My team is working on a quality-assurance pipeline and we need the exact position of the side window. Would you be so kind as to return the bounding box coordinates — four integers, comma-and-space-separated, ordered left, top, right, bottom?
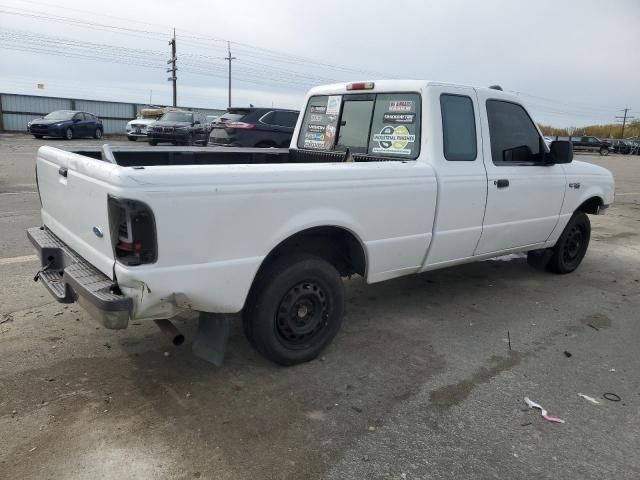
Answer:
368, 93, 421, 159
486, 100, 541, 164
73, 113, 83, 121
278, 111, 299, 128
440, 94, 477, 161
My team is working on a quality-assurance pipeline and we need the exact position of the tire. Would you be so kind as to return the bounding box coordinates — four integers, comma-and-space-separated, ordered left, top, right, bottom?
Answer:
547, 212, 591, 274
33, 135, 43, 139
185, 133, 194, 146
65, 128, 73, 140
127, 136, 137, 141
600, 147, 609, 156
94, 128, 103, 139
148, 139, 158, 146
243, 254, 345, 365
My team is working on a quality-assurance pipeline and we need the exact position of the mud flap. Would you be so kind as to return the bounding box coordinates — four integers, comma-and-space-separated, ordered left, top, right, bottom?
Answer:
192, 312, 230, 366
526, 248, 554, 270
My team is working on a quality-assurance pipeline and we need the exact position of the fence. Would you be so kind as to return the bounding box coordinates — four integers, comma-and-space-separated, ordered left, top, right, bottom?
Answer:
0, 93, 225, 135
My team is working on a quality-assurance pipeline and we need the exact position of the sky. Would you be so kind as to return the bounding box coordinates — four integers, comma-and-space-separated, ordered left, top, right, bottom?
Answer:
0, 0, 638, 127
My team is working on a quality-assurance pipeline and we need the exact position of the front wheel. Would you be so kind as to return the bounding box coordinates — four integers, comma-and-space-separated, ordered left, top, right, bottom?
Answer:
127, 136, 137, 141
65, 128, 73, 140
94, 128, 103, 139
33, 134, 43, 139
547, 212, 591, 274
243, 254, 345, 365
148, 139, 158, 146
600, 147, 609, 156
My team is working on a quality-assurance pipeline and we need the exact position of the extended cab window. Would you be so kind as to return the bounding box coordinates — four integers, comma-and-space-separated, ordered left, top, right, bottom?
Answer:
297, 92, 421, 159
440, 94, 477, 161
486, 100, 542, 164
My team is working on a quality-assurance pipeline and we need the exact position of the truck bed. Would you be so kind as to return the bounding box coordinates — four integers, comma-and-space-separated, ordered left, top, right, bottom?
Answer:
64, 145, 394, 167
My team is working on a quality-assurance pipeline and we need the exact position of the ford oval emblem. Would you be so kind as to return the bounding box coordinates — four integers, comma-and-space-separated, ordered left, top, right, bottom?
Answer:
92, 226, 104, 238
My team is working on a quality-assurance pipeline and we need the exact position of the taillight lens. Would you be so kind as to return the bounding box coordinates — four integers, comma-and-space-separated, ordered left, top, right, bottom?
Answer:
225, 121, 254, 130
108, 196, 157, 266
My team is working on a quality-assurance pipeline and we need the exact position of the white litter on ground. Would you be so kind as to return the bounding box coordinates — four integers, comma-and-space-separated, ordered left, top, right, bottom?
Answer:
577, 393, 600, 404
524, 397, 565, 423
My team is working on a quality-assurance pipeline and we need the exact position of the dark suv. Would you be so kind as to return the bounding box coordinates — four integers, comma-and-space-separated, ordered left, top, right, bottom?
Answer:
208, 107, 299, 148
570, 136, 611, 156
147, 111, 209, 146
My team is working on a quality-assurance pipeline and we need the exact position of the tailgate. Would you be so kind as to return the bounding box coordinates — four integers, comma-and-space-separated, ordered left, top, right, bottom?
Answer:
36, 146, 118, 279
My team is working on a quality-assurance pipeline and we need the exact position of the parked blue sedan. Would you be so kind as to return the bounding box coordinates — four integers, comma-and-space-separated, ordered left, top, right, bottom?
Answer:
29, 110, 103, 140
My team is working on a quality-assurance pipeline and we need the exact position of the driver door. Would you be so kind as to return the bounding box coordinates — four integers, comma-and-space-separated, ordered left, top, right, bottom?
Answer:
474, 92, 566, 255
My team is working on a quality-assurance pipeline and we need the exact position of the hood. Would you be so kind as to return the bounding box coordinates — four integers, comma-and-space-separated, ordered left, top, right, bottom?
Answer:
129, 118, 157, 126
153, 120, 191, 127
31, 118, 70, 125
569, 160, 613, 177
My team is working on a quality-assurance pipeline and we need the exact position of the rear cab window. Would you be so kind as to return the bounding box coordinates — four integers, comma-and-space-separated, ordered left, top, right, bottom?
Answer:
297, 92, 421, 159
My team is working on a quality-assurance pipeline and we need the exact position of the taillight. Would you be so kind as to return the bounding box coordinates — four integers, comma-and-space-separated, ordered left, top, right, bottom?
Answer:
225, 121, 254, 130
108, 196, 157, 266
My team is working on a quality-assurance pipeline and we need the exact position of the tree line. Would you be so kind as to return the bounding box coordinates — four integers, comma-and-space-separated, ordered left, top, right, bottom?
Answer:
538, 120, 640, 139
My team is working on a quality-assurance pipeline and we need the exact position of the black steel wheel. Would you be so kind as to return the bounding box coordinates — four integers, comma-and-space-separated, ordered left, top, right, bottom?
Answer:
243, 253, 344, 365
547, 211, 591, 274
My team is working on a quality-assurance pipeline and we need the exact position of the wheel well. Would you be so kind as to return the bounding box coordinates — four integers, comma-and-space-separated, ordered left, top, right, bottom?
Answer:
576, 196, 603, 215
257, 226, 366, 279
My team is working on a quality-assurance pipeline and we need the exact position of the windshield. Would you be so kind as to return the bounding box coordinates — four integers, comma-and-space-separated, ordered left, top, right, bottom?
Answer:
298, 93, 421, 158
44, 111, 75, 120
160, 112, 193, 122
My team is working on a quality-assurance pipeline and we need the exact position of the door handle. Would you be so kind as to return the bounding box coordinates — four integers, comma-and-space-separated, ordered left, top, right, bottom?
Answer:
494, 179, 509, 188
58, 166, 68, 177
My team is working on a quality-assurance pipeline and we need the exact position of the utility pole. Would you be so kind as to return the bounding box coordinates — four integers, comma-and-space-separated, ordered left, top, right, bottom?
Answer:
224, 41, 236, 108
167, 29, 177, 107
615, 108, 634, 139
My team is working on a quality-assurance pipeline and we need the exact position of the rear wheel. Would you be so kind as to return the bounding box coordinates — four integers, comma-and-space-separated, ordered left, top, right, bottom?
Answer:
547, 212, 591, 274
127, 136, 137, 141
243, 254, 344, 365
148, 139, 158, 146
33, 134, 43, 139
65, 128, 73, 140
600, 147, 609, 156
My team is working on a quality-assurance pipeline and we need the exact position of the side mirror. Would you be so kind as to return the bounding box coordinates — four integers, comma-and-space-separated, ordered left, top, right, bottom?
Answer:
548, 140, 573, 164
193, 120, 201, 125
503, 145, 532, 163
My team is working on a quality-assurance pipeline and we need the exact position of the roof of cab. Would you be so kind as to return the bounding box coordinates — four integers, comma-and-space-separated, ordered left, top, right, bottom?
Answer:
306, 80, 520, 101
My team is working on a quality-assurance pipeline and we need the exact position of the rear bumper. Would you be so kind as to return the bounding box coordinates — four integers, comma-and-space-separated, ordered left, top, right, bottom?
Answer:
27, 226, 132, 329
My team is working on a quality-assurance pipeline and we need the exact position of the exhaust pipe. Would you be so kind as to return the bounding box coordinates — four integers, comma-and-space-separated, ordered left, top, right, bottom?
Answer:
154, 319, 185, 346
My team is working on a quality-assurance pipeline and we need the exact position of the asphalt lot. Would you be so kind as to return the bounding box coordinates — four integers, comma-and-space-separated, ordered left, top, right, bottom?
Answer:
1, 132, 639, 479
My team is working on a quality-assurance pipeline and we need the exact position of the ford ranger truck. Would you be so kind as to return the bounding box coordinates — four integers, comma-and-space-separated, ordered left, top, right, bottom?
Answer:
27, 80, 615, 366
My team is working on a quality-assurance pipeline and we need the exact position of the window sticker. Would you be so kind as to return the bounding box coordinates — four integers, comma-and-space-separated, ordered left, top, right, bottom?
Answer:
309, 113, 324, 122
383, 113, 415, 124
307, 124, 325, 133
326, 95, 342, 115
310, 105, 326, 114
388, 100, 413, 112
372, 125, 415, 155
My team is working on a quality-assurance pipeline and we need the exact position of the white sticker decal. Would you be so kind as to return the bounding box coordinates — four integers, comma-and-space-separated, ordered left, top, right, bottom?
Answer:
372, 125, 415, 155
326, 95, 342, 115
388, 100, 413, 112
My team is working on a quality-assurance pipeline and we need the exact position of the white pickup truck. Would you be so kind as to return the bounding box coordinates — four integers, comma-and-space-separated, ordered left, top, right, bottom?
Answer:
28, 80, 614, 366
